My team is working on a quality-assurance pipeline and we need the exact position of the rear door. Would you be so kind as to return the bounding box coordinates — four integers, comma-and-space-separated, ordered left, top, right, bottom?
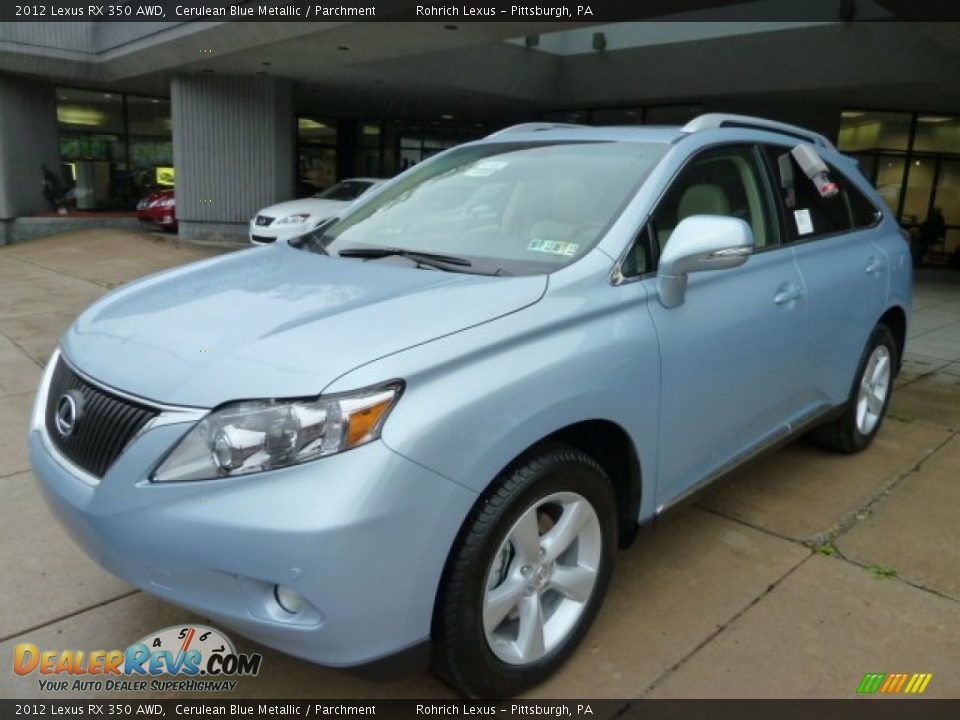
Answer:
762, 146, 887, 411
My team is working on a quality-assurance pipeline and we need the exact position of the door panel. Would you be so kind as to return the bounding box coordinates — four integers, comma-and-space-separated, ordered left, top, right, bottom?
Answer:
644, 250, 806, 509
791, 232, 886, 408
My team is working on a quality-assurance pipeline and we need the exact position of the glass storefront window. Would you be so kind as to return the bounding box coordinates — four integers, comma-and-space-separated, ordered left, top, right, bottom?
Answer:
900, 158, 937, 226
56, 87, 171, 211
874, 156, 906, 215
934, 160, 960, 255
914, 115, 960, 153
297, 117, 337, 196
838, 110, 912, 152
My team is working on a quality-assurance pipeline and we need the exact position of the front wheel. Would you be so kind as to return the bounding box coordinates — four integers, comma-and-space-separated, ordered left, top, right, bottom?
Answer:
812, 323, 897, 453
433, 444, 616, 697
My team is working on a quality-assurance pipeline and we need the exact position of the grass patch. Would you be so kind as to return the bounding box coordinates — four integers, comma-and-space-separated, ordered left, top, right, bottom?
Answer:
868, 564, 898, 580
815, 543, 839, 556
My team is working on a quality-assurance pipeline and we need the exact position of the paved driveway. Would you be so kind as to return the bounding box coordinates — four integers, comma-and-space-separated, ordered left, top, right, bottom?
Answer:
1, 230, 958, 700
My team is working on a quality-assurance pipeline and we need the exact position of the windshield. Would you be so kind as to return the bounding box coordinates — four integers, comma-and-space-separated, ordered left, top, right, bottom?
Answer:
315, 180, 374, 201
295, 141, 667, 276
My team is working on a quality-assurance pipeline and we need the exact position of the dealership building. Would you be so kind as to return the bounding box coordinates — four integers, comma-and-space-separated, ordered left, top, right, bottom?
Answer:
0, 14, 958, 258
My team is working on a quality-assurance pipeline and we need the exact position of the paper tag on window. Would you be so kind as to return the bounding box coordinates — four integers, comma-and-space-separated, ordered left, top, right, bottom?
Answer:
794, 209, 814, 236
465, 160, 508, 177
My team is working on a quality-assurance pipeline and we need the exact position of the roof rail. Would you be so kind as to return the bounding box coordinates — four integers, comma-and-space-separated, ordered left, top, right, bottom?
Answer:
681, 113, 834, 149
486, 122, 586, 138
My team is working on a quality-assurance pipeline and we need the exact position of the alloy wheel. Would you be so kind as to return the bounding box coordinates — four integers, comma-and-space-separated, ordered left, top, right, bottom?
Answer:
482, 491, 602, 665
856, 344, 891, 435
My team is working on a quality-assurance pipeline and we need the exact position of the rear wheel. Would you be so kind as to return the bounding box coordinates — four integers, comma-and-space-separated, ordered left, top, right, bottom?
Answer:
812, 323, 897, 453
433, 444, 616, 697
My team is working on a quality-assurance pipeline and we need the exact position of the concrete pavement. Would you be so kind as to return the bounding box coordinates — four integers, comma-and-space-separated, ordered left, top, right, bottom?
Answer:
1, 230, 957, 700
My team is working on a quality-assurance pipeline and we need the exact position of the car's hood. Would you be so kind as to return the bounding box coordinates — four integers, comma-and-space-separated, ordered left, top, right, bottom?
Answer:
62, 244, 546, 408
256, 198, 347, 221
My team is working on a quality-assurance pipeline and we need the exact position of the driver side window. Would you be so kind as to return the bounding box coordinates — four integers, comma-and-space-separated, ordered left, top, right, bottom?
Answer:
653, 145, 777, 255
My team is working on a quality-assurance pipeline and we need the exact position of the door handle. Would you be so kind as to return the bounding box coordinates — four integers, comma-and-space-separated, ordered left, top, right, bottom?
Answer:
774, 282, 805, 306
865, 256, 886, 275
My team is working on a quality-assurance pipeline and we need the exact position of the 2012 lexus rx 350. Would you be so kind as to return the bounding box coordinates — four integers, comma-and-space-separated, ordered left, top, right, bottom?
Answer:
30, 115, 911, 697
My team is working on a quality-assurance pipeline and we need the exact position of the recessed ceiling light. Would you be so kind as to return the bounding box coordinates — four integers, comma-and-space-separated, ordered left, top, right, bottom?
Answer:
841, 110, 865, 118
441, 114, 454, 120
918, 115, 952, 123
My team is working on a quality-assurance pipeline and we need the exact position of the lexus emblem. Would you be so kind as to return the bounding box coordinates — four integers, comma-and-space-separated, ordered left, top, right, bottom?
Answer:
55, 392, 82, 438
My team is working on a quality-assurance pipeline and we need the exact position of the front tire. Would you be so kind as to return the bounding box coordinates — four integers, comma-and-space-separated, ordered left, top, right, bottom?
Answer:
812, 323, 897, 453
433, 443, 616, 697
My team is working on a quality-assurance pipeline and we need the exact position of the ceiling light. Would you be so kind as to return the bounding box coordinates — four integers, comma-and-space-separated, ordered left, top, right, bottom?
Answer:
917, 115, 952, 123
441, 114, 454, 120
841, 111, 865, 118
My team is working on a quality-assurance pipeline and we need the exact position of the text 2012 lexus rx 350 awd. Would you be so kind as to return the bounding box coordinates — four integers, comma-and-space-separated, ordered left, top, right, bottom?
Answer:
31, 115, 910, 697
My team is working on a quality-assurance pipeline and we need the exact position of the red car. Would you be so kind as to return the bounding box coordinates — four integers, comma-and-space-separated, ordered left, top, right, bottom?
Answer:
136, 188, 177, 231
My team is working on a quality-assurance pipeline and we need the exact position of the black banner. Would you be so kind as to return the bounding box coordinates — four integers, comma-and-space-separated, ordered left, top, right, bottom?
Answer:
4, 700, 960, 720
3, 0, 960, 23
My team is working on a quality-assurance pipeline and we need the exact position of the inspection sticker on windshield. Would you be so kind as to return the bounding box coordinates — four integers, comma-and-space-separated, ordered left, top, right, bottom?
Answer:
528, 239, 579, 256
794, 208, 814, 235
465, 160, 508, 177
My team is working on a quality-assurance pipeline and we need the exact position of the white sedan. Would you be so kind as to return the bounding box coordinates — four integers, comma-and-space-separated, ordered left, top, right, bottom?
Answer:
249, 178, 384, 245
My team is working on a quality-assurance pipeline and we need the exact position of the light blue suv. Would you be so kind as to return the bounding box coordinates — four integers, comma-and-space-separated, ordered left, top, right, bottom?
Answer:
30, 114, 910, 697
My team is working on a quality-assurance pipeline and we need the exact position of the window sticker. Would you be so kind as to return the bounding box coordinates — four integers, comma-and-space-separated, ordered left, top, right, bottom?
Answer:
464, 160, 508, 177
527, 239, 579, 256
794, 208, 814, 236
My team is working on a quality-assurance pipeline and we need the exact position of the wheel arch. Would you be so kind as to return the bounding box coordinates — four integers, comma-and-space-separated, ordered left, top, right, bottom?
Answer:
878, 304, 907, 373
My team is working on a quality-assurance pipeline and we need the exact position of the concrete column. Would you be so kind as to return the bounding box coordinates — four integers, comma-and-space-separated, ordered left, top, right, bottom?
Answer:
171, 74, 294, 243
0, 74, 60, 244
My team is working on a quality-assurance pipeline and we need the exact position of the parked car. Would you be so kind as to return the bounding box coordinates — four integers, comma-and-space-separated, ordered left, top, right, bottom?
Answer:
249, 177, 384, 245
136, 188, 177, 231
31, 115, 910, 697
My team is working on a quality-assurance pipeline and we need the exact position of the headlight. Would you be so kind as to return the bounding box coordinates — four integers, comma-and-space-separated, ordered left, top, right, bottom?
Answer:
276, 213, 311, 225
152, 382, 403, 482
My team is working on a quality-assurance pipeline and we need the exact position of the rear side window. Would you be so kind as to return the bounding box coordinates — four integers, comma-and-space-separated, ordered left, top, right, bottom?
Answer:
846, 180, 882, 229
764, 146, 879, 240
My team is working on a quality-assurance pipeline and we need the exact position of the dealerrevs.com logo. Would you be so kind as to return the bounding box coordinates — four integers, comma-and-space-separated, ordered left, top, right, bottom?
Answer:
13, 625, 263, 693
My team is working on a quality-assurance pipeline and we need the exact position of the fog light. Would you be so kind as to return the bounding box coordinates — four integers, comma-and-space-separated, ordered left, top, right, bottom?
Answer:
274, 585, 306, 614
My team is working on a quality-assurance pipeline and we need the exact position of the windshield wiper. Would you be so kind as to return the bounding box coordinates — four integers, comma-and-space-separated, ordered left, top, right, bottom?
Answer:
338, 246, 473, 269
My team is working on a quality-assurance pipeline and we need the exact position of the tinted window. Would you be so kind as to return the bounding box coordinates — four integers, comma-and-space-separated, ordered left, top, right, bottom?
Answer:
764, 147, 878, 239
845, 177, 882, 228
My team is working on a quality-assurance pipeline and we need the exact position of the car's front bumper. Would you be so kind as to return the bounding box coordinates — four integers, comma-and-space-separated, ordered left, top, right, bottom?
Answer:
29, 385, 477, 668
248, 222, 306, 245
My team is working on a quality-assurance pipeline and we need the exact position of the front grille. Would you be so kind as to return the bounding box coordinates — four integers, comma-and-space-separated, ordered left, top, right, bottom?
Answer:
255, 215, 274, 227
251, 235, 276, 244
45, 357, 159, 479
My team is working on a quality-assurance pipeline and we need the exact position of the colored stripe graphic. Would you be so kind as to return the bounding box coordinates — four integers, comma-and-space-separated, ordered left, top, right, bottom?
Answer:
857, 673, 886, 693
857, 672, 932, 694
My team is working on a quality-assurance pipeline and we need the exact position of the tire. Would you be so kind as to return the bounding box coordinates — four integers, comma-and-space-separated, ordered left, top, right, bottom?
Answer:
811, 323, 898, 453
432, 443, 617, 697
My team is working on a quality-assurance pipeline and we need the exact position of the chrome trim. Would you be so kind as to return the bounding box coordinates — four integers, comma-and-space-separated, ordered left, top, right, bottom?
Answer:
38, 349, 209, 482
40, 422, 101, 488
59, 351, 208, 415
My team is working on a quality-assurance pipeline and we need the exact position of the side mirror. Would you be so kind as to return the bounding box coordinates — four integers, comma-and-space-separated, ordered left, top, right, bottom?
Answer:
657, 215, 754, 308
